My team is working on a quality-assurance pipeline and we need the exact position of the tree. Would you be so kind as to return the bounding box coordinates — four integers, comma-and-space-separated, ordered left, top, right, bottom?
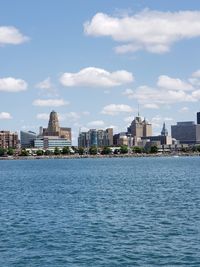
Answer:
150, 145, 158, 154
20, 149, 29, 156
36, 150, 44, 156
0, 148, 6, 156
54, 147, 60, 155
78, 147, 84, 155
7, 148, 14, 156
132, 146, 142, 154
101, 146, 112, 155
44, 150, 52, 155
120, 145, 128, 154
62, 146, 70, 155
89, 146, 97, 155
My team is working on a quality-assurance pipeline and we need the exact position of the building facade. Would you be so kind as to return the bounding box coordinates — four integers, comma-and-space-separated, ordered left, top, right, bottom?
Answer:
0, 131, 18, 149
171, 121, 200, 144
34, 136, 71, 149
20, 131, 37, 148
42, 111, 71, 141
78, 128, 113, 147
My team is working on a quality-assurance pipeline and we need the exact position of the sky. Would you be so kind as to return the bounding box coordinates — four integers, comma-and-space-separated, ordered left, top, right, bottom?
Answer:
1, 0, 200, 144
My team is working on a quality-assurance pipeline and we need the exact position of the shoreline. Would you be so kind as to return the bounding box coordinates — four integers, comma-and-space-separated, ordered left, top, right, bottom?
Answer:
0, 152, 200, 161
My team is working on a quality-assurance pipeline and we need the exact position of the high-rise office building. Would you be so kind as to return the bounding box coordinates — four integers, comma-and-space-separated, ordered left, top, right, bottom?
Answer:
197, 112, 200, 125
128, 115, 152, 138
171, 121, 200, 144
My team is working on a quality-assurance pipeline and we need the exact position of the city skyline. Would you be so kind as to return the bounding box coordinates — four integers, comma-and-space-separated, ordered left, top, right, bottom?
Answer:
1, 1, 200, 145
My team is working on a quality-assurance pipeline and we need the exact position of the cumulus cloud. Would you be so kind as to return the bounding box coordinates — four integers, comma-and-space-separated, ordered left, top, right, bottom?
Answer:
84, 10, 200, 54
0, 112, 12, 119
0, 77, 27, 92
0, 26, 29, 45
33, 99, 69, 107
122, 88, 134, 99
101, 104, 133, 115
157, 75, 193, 91
60, 67, 134, 87
36, 77, 52, 89
143, 103, 159, 109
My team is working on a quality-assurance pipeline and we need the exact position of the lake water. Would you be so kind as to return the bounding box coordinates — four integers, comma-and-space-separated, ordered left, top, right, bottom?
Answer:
0, 157, 200, 266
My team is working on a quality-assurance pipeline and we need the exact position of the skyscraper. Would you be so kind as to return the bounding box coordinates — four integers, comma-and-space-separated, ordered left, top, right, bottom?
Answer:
46, 110, 60, 136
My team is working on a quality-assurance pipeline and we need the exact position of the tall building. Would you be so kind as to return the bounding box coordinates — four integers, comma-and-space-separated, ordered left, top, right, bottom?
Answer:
42, 110, 71, 141
0, 131, 18, 149
197, 112, 200, 125
20, 131, 37, 148
171, 121, 200, 144
127, 114, 152, 145
35, 110, 72, 149
78, 128, 113, 147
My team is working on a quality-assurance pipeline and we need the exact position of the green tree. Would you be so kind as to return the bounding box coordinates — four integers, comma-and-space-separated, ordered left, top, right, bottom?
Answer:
7, 148, 14, 156
150, 145, 158, 154
120, 145, 128, 154
0, 148, 6, 156
78, 147, 84, 155
89, 146, 97, 155
54, 147, 60, 155
36, 150, 44, 156
62, 146, 70, 155
132, 146, 142, 153
101, 146, 112, 155
44, 150, 52, 155
20, 149, 29, 156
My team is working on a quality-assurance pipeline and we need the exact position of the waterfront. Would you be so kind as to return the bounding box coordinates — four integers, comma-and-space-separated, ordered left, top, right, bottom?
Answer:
1, 157, 200, 266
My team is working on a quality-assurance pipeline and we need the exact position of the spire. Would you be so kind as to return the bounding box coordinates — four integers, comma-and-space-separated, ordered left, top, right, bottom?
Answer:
138, 104, 140, 117
161, 122, 168, 136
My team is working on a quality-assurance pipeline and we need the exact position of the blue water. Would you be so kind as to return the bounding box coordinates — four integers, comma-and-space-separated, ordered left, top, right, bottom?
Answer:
0, 157, 200, 266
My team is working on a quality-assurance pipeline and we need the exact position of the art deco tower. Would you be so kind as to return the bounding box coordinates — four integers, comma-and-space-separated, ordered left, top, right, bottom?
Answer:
47, 110, 60, 136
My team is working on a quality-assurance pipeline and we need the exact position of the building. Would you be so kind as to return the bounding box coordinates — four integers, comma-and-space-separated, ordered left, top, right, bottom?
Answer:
127, 114, 152, 145
171, 121, 200, 144
20, 131, 37, 148
141, 123, 172, 146
0, 131, 18, 149
197, 112, 200, 125
34, 136, 71, 149
42, 111, 71, 141
78, 128, 113, 147
113, 133, 134, 146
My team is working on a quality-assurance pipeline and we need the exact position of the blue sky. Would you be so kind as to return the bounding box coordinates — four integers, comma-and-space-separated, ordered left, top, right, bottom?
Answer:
1, 0, 200, 144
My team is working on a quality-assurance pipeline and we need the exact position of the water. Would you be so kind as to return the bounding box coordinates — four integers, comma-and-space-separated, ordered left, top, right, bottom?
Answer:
0, 157, 200, 266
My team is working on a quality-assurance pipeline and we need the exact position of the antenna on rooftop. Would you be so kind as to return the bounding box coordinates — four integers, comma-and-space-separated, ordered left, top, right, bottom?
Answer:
138, 104, 140, 117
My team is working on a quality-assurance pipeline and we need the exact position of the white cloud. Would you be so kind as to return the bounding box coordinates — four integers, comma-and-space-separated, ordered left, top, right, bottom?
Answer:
157, 75, 193, 91
122, 88, 134, 99
84, 10, 200, 54
36, 77, 52, 89
33, 99, 69, 107
87, 120, 105, 127
0, 26, 29, 45
101, 104, 133, 115
130, 85, 196, 107
0, 77, 27, 92
192, 70, 200, 78
0, 112, 12, 119
60, 67, 134, 87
